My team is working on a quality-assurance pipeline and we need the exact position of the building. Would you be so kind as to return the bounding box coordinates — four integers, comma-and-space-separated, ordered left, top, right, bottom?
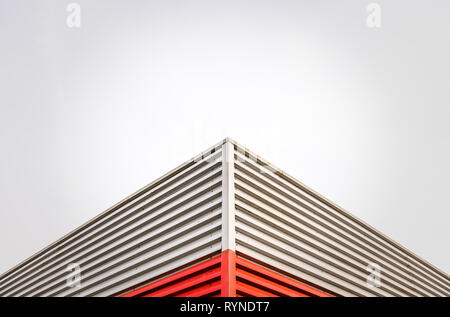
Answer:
0, 138, 448, 297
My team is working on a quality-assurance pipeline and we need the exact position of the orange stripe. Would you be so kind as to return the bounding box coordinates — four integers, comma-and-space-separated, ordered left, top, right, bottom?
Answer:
236, 281, 278, 297
176, 282, 221, 297
236, 268, 308, 297
236, 256, 332, 297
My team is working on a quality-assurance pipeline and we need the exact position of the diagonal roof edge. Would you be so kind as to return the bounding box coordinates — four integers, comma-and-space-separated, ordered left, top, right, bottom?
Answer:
0, 138, 228, 280
1, 137, 448, 282
227, 137, 449, 280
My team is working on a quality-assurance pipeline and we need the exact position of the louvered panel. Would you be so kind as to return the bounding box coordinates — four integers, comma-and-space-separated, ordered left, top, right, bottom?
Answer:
1, 148, 221, 291
122, 255, 222, 297
120, 250, 331, 298
234, 186, 408, 296
235, 208, 395, 296
233, 143, 450, 297
234, 187, 433, 296
78, 235, 222, 297
236, 228, 365, 296
1, 138, 448, 298
31, 177, 222, 296
235, 256, 331, 297
235, 194, 424, 296
0, 141, 225, 297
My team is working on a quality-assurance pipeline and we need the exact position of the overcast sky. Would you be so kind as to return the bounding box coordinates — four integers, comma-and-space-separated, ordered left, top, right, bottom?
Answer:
0, 0, 449, 276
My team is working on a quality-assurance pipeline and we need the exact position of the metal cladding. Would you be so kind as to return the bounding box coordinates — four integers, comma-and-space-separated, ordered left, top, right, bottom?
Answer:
0, 142, 224, 297
121, 250, 330, 297
0, 138, 449, 297
234, 253, 331, 297
232, 141, 449, 297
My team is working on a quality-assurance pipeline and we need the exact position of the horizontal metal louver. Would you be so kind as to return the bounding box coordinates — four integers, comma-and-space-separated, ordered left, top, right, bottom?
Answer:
0, 142, 225, 297
232, 142, 449, 297
121, 255, 223, 297
1, 138, 448, 297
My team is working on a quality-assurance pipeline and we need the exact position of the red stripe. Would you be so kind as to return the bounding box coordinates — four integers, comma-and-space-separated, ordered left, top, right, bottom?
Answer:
121, 256, 220, 297
175, 282, 221, 297
120, 251, 331, 297
220, 250, 236, 296
145, 268, 221, 297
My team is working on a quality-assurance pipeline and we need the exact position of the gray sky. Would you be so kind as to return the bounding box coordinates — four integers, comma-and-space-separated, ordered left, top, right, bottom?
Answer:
0, 0, 449, 275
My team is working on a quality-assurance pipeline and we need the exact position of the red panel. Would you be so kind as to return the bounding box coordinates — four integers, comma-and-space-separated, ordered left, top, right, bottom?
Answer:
235, 256, 332, 297
236, 270, 306, 297
120, 250, 332, 297
121, 256, 221, 297
220, 250, 236, 297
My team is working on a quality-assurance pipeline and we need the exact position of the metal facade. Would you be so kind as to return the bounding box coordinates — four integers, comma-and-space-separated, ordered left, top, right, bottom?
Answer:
121, 254, 223, 297
0, 141, 225, 297
0, 138, 448, 297
232, 141, 449, 297
234, 254, 331, 297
